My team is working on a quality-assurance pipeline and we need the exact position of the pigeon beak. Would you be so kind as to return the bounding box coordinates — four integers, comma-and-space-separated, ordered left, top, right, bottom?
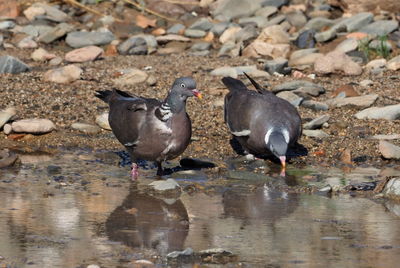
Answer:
192, 89, 202, 99
279, 156, 286, 169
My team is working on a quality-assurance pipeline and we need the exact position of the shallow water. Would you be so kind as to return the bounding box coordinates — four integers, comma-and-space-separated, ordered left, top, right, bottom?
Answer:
0, 150, 399, 267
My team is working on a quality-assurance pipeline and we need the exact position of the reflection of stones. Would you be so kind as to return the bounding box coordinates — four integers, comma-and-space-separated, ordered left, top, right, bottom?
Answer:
384, 201, 400, 217
222, 185, 299, 223
105, 187, 189, 255
0, 149, 18, 168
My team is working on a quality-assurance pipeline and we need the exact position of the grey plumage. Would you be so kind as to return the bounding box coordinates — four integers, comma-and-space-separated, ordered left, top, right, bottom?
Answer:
96, 77, 201, 179
222, 74, 302, 171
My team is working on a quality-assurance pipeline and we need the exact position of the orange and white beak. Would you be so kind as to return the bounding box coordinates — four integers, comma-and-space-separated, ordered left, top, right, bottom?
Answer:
192, 89, 202, 99
279, 156, 286, 177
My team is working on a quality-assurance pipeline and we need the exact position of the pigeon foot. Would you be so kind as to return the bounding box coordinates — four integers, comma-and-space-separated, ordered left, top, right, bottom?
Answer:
131, 163, 139, 180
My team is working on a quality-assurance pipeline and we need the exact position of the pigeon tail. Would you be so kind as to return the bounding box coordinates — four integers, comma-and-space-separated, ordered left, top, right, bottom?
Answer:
95, 89, 134, 103
222, 76, 248, 92
243, 72, 271, 95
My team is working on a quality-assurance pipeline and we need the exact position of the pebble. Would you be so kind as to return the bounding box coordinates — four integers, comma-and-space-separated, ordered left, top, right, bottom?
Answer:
314, 50, 362, 76
44, 65, 82, 84
359, 20, 399, 36
379, 141, 400, 160
303, 129, 329, 138
301, 100, 329, 111
3, 124, 12, 135
184, 29, 206, 38
0, 107, 16, 129
211, 22, 230, 36
328, 94, 378, 108
272, 80, 324, 93
31, 48, 56, 62
359, 79, 373, 87
276, 91, 303, 107
294, 29, 316, 49
219, 27, 242, 44
155, 34, 191, 43
118, 34, 157, 55
0, 21, 15, 30
65, 46, 104, 62
71, 123, 101, 134
167, 23, 185, 34
167, 248, 194, 259
113, 68, 148, 86
335, 37, 358, 53
386, 55, 400, 71
49, 57, 63, 66
355, 104, 400, 120
11, 119, 56, 134
212, 0, 262, 21
210, 66, 238, 78
242, 40, 290, 58
17, 36, 38, 49
189, 17, 213, 31
303, 115, 330, 130
149, 178, 181, 192
38, 23, 75, 44
190, 42, 211, 51
264, 58, 289, 75
369, 134, 400, 140
332, 84, 359, 97
66, 31, 116, 48
27, 3, 68, 22
95, 113, 111, 130
0, 149, 18, 168
383, 178, 400, 198
0, 55, 31, 74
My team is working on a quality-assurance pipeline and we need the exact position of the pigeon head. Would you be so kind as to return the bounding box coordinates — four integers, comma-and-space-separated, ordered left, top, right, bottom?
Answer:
170, 77, 202, 100
265, 130, 289, 168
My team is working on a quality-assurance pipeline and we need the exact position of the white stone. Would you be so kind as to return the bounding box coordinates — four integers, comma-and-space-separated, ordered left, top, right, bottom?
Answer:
113, 68, 148, 86
0, 107, 16, 129
379, 140, 400, 159
11, 118, 56, 134
355, 104, 400, 120
149, 178, 180, 191
95, 113, 111, 130
44, 65, 82, 83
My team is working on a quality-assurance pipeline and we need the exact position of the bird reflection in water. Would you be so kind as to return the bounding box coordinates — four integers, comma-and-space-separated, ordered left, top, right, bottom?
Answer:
105, 186, 189, 255
223, 185, 299, 225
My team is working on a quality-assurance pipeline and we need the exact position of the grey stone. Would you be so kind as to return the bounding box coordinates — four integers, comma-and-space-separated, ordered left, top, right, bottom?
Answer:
315, 28, 336, 42
211, 66, 237, 78
293, 85, 325, 97
20, 25, 53, 37
379, 141, 400, 160
156, 34, 190, 43
272, 80, 324, 93
387, 55, 400, 71
33, 3, 68, 22
355, 104, 400, 120
303, 115, 330, 130
303, 17, 334, 31
286, 11, 307, 29
295, 29, 316, 49
328, 94, 378, 108
218, 41, 237, 57
359, 79, 373, 87
149, 178, 180, 191
167, 248, 194, 259
290, 48, 319, 61
234, 65, 258, 75
238, 16, 268, 28
189, 18, 213, 31
190, 50, 210, 56
211, 22, 230, 36
263, 14, 286, 27
38, 23, 74, 44
335, 37, 358, 53
167, 23, 185, 34
369, 39, 392, 51
190, 42, 211, 51
261, 0, 289, 8
71, 122, 100, 134
339, 12, 373, 32
118, 34, 157, 55
369, 134, 400, 140
66, 31, 115, 48
255, 6, 278, 18
212, 0, 263, 20
276, 91, 303, 107
303, 129, 329, 138
0, 56, 31, 74
359, 20, 399, 36
235, 25, 258, 43
184, 29, 206, 38
301, 100, 329, 111
264, 57, 289, 75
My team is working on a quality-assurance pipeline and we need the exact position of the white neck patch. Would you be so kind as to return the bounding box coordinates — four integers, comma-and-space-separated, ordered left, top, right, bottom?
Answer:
264, 128, 290, 145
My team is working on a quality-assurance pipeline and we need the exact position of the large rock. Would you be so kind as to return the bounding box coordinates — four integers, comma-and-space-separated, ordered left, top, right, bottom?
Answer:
314, 50, 362, 76
383, 178, 400, 198
118, 34, 157, 55
355, 104, 400, 120
11, 119, 56, 134
0, 56, 30, 74
328, 94, 378, 108
66, 31, 115, 48
113, 68, 148, 86
43, 65, 82, 84
0, 107, 16, 129
242, 40, 290, 58
359, 20, 399, 36
379, 141, 400, 160
65, 46, 104, 63
212, 0, 263, 20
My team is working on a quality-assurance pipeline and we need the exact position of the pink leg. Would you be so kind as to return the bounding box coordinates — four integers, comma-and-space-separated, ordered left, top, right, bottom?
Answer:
131, 163, 139, 180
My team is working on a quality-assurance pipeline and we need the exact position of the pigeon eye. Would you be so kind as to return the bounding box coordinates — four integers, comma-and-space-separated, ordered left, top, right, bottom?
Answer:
180, 83, 186, 88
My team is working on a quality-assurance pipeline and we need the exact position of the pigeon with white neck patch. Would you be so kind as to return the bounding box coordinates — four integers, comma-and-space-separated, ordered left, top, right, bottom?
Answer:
95, 77, 202, 180
222, 73, 302, 175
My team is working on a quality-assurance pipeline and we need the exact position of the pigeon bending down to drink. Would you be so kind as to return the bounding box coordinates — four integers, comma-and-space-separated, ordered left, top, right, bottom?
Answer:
96, 77, 202, 180
222, 73, 302, 176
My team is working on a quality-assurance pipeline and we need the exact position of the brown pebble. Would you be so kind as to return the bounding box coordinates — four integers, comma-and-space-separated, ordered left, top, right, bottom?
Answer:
332, 84, 359, 97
